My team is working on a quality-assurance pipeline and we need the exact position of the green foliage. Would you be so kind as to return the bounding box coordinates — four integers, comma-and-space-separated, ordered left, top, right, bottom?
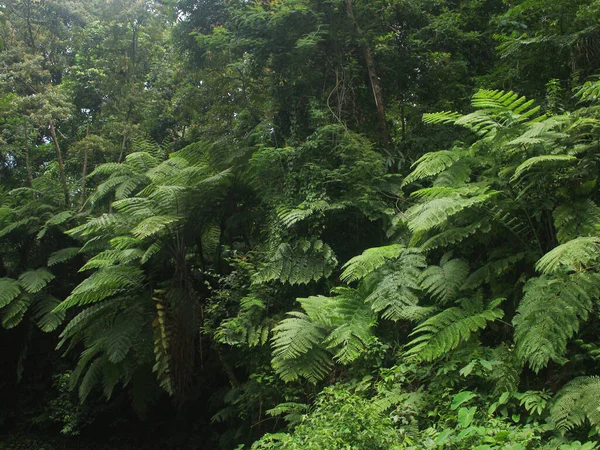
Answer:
405, 298, 505, 362
254, 238, 338, 285
514, 273, 600, 372
552, 377, 600, 434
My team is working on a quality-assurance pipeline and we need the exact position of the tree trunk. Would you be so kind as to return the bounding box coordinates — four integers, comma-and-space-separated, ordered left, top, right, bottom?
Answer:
24, 124, 33, 188
342, 0, 392, 149
79, 125, 89, 209
49, 119, 71, 208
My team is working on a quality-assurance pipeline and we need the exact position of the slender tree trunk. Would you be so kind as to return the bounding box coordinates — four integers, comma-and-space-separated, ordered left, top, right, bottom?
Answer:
24, 124, 33, 188
49, 119, 71, 208
342, 0, 392, 149
79, 125, 89, 209
118, 131, 127, 163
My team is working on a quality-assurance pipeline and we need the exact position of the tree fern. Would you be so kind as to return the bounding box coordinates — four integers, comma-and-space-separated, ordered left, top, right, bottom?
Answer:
404, 191, 495, 235
535, 237, 600, 275
551, 376, 600, 434
363, 250, 429, 321
401, 150, 464, 187
54, 266, 145, 311
32, 295, 66, 332
419, 254, 469, 305
48, 247, 81, 266
325, 287, 376, 364
254, 238, 338, 285
405, 298, 504, 362
340, 244, 406, 283
554, 200, 600, 244
0, 278, 21, 307
2, 296, 31, 329
463, 253, 525, 290
18, 268, 55, 294
271, 311, 333, 383
511, 155, 577, 182
514, 273, 600, 372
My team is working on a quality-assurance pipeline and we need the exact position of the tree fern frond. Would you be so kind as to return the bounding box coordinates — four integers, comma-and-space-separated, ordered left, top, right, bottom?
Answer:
419, 257, 469, 304
32, 295, 66, 332
125, 151, 160, 172
363, 251, 428, 321
402, 150, 464, 187
88, 162, 133, 178
271, 311, 333, 382
405, 298, 504, 362
551, 376, 600, 434
422, 111, 462, 125
324, 288, 376, 364
2, 296, 31, 329
576, 79, 600, 104
18, 268, 55, 293
105, 311, 144, 363
48, 247, 81, 266
131, 215, 181, 239
0, 278, 21, 308
67, 214, 121, 238
405, 192, 495, 234
254, 239, 337, 285
79, 356, 106, 402
535, 237, 600, 275
514, 274, 600, 372
79, 249, 144, 271
152, 296, 172, 395
419, 221, 488, 251
57, 302, 113, 350
112, 197, 155, 218
554, 200, 600, 244
463, 253, 525, 290
54, 266, 145, 311
340, 244, 406, 283
511, 155, 577, 182
141, 242, 163, 264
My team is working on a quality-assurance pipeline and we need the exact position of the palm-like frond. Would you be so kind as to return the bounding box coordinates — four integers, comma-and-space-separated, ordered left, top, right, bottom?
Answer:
405, 298, 504, 362
514, 274, 600, 372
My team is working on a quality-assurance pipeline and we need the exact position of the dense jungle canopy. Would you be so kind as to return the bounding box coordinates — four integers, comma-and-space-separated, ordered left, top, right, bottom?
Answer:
1, 0, 600, 448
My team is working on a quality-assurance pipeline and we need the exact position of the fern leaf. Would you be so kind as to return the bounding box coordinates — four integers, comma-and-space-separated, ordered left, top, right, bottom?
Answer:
463, 253, 525, 290
402, 150, 463, 187
405, 192, 494, 234
79, 356, 106, 402
514, 274, 600, 372
32, 295, 66, 332
153, 297, 173, 395
325, 288, 376, 363
18, 268, 55, 293
131, 215, 181, 239
48, 247, 81, 266
554, 200, 600, 244
255, 239, 337, 285
552, 376, 600, 434
0, 278, 21, 308
2, 296, 31, 329
511, 155, 577, 181
105, 311, 144, 363
340, 244, 405, 283
271, 311, 332, 383
364, 250, 429, 321
419, 257, 469, 304
536, 237, 600, 274
419, 221, 488, 251
54, 266, 145, 311
405, 298, 504, 362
